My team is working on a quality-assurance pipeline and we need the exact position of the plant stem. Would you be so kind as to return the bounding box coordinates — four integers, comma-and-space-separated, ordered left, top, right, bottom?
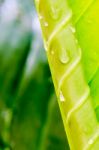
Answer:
35, 0, 99, 149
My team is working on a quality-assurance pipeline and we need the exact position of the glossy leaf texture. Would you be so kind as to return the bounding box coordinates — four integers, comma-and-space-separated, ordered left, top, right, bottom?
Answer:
35, 0, 99, 149
0, 0, 69, 150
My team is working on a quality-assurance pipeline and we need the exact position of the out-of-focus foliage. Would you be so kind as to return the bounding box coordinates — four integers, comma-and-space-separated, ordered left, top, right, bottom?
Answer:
0, 0, 69, 149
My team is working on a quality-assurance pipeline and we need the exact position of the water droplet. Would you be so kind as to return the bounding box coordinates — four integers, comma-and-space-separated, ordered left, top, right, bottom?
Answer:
51, 50, 54, 55
69, 26, 76, 33
59, 48, 69, 64
60, 91, 65, 102
44, 22, 48, 27
43, 40, 48, 51
88, 139, 93, 145
39, 15, 43, 20
50, 6, 62, 20
39, 14, 48, 28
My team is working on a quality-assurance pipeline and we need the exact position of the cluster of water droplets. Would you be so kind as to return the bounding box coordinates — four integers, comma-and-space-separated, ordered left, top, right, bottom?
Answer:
39, 3, 63, 28
39, 2, 80, 104
39, 14, 49, 28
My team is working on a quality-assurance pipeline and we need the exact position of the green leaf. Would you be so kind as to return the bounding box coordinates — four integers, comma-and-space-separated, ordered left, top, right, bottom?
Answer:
35, 0, 99, 149
68, 0, 99, 112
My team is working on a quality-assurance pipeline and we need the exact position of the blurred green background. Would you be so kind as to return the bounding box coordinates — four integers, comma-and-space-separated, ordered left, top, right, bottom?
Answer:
0, 0, 69, 149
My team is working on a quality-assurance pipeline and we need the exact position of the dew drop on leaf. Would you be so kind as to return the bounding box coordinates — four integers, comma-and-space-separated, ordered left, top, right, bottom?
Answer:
69, 26, 76, 33
51, 49, 54, 55
88, 139, 94, 145
39, 15, 43, 20
39, 14, 48, 28
44, 21, 48, 27
60, 91, 65, 102
59, 48, 69, 64
50, 5, 62, 20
